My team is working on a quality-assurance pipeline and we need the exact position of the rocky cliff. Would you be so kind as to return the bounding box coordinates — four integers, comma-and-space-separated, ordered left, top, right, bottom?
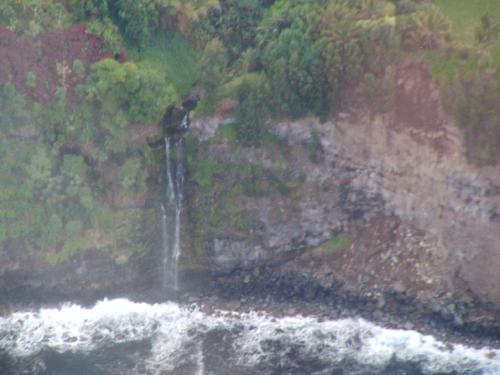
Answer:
1, 59, 498, 336
186, 63, 500, 326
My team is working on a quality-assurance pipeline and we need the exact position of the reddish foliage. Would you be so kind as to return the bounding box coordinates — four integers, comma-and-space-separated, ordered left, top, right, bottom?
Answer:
0, 24, 109, 106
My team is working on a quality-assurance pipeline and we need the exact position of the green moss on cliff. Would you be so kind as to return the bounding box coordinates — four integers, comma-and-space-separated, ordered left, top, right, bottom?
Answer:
185, 129, 298, 264
303, 234, 351, 261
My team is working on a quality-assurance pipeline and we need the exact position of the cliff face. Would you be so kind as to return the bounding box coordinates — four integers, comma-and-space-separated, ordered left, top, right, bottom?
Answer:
0, 55, 497, 325
188, 63, 500, 313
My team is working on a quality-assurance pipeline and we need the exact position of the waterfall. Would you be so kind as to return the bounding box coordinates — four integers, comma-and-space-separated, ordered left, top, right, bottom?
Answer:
165, 138, 175, 203
161, 117, 186, 291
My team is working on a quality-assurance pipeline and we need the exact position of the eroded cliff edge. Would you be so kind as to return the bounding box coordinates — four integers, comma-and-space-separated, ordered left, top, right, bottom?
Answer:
186, 63, 500, 332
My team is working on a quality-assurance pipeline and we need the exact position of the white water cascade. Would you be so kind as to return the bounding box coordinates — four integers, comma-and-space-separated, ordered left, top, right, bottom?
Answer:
161, 117, 186, 291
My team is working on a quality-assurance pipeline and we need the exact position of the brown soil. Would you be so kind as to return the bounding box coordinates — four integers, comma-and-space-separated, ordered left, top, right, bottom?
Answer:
0, 24, 111, 106
290, 215, 452, 301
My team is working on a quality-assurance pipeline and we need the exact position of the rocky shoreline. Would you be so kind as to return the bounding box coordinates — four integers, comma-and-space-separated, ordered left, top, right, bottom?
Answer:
1, 268, 499, 353
207, 268, 500, 349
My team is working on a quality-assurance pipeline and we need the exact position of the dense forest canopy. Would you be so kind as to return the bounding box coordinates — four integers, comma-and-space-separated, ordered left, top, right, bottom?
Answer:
0, 0, 499, 262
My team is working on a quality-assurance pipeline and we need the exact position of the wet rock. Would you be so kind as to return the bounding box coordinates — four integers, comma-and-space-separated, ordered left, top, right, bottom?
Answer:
376, 295, 386, 309
403, 322, 414, 330
181, 93, 200, 111
161, 106, 189, 135
253, 268, 260, 278
440, 307, 454, 322
490, 212, 500, 223
453, 314, 464, 327
391, 282, 406, 294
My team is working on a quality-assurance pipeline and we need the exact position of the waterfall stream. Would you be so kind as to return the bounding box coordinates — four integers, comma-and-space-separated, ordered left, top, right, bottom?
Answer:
161, 115, 186, 291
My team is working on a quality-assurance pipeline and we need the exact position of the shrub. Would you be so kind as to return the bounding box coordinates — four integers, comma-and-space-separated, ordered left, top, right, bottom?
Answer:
0, 83, 31, 130
260, 22, 323, 118
309, 234, 351, 259
68, 0, 109, 20
398, 6, 451, 50
84, 58, 177, 124
234, 80, 269, 146
114, 0, 159, 46
198, 0, 263, 60
62, 155, 86, 177
193, 158, 222, 188
119, 157, 146, 193
65, 219, 83, 237
475, 14, 500, 45
72, 59, 85, 78
41, 214, 63, 246
198, 38, 228, 113
26, 71, 37, 89
240, 164, 266, 197
87, 18, 123, 54
0, 0, 71, 36
444, 72, 500, 165
308, 131, 323, 164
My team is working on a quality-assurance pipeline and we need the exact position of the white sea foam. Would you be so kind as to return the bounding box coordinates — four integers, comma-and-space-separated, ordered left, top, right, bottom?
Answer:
0, 298, 498, 374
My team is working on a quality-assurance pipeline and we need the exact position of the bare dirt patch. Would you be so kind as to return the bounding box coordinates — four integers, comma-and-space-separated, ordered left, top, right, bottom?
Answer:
0, 24, 110, 106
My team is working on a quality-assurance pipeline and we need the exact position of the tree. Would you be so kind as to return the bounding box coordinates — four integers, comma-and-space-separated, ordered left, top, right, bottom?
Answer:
399, 6, 451, 49
84, 58, 177, 124
67, 0, 109, 20
114, 0, 159, 46
0, 83, 31, 132
200, 0, 263, 60
198, 38, 228, 112
234, 79, 269, 146
260, 21, 323, 118
156, 0, 220, 35
0, 0, 70, 36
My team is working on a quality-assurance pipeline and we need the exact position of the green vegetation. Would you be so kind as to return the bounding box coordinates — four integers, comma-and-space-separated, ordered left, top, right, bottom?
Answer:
0, 0, 499, 266
443, 75, 500, 165
307, 233, 351, 259
191, 158, 223, 188
119, 157, 147, 193
87, 17, 124, 54
308, 131, 324, 164
234, 80, 269, 146
186, 136, 296, 260
72, 59, 85, 78
435, 0, 500, 43
84, 58, 177, 124
127, 33, 200, 96
26, 72, 37, 89
197, 38, 228, 113
0, 0, 71, 35
0, 51, 170, 263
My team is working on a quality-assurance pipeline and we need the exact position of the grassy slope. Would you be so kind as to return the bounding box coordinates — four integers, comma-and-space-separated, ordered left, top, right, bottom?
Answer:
436, 0, 500, 65
435, 0, 500, 43
418, 1, 500, 81
128, 32, 199, 96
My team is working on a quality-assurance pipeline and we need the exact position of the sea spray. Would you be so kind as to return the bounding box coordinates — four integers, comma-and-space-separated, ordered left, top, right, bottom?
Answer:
0, 299, 498, 375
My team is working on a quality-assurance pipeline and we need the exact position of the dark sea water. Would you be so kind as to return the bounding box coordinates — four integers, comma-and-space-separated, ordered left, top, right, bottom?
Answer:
0, 299, 498, 375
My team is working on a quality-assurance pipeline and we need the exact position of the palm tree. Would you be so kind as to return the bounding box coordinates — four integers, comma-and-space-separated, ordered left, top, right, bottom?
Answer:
404, 6, 451, 49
